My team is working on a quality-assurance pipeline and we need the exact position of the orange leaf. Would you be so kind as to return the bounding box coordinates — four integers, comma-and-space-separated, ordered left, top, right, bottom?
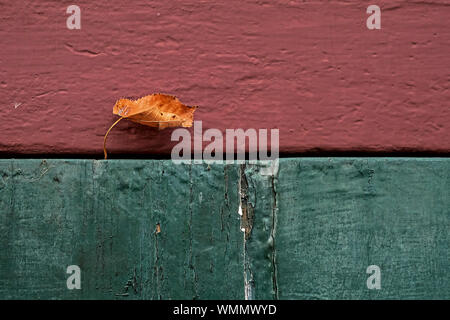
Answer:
104, 93, 197, 159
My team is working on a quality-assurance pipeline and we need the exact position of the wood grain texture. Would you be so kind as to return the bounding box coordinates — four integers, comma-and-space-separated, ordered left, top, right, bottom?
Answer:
244, 158, 450, 299
1, 158, 449, 299
0, 0, 449, 155
0, 159, 243, 299
241, 163, 278, 300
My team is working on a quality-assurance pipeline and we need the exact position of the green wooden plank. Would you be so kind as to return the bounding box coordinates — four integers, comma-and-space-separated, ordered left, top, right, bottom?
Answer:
241, 163, 278, 300
1, 158, 449, 300
0, 160, 243, 299
269, 158, 449, 299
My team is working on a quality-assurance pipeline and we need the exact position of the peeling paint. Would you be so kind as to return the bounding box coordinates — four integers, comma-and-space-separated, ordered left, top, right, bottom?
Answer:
239, 164, 254, 240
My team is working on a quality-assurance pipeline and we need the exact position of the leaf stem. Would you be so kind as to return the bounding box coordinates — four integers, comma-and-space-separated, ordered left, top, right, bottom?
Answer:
103, 116, 124, 160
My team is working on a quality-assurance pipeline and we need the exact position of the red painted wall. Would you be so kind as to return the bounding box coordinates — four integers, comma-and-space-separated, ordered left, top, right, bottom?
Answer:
0, 0, 449, 156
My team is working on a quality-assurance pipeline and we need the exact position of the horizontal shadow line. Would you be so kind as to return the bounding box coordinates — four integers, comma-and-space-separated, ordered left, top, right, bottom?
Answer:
0, 150, 448, 160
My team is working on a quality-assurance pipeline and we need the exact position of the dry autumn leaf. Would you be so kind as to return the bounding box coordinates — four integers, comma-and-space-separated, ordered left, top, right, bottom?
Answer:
103, 93, 197, 159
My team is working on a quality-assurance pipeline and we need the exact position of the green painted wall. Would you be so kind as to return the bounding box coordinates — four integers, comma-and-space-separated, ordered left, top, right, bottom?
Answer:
0, 158, 448, 299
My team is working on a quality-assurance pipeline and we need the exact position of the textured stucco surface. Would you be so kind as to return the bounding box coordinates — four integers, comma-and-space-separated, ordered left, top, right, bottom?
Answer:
0, 0, 449, 155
